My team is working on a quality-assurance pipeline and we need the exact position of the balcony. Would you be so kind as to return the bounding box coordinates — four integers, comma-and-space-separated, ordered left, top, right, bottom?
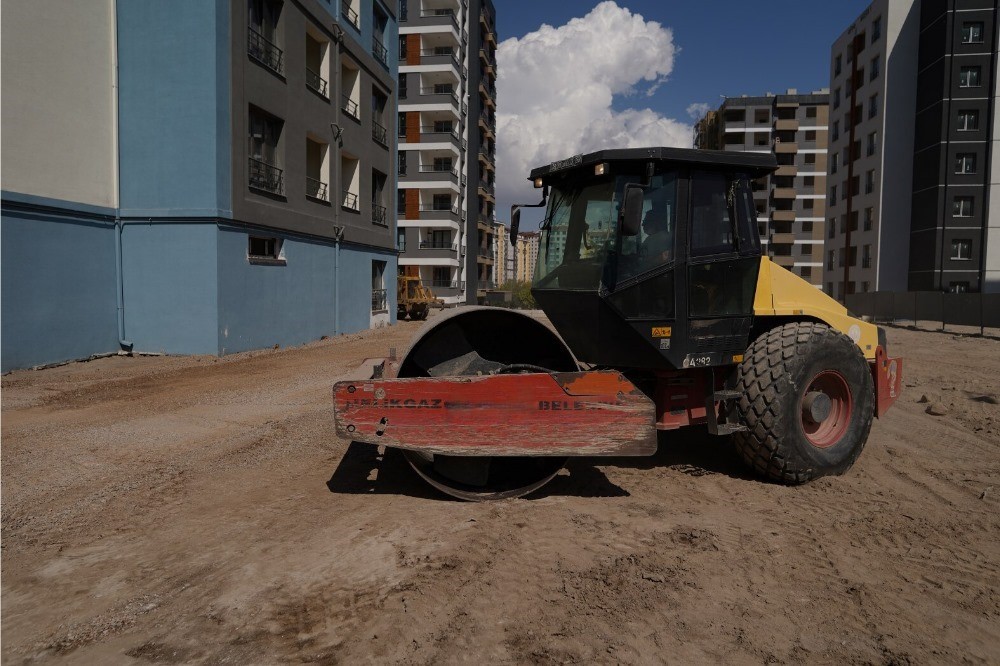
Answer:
774, 165, 798, 177
417, 204, 461, 221
306, 68, 328, 98
372, 121, 388, 147
342, 5, 360, 31
372, 36, 388, 66
410, 9, 460, 31
419, 240, 455, 250
774, 119, 799, 132
342, 191, 360, 212
247, 27, 284, 76
771, 210, 796, 222
342, 94, 359, 121
248, 158, 284, 196
770, 233, 797, 245
418, 87, 460, 107
414, 165, 459, 183
418, 125, 461, 145
306, 177, 328, 202
428, 280, 465, 290
772, 255, 795, 267
418, 49, 461, 68
774, 141, 798, 154
477, 249, 494, 261
772, 188, 797, 200
372, 204, 388, 226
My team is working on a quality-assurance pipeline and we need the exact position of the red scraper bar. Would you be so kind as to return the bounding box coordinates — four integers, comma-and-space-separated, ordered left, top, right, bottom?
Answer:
333, 371, 658, 457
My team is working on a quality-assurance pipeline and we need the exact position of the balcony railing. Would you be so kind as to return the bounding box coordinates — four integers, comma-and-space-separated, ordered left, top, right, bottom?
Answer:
372, 203, 388, 226
248, 158, 284, 196
862, 257, 872, 268
342, 94, 359, 120
372, 121, 388, 146
372, 37, 388, 65
371, 288, 387, 312
419, 87, 459, 104
419, 241, 455, 250
429, 280, 465, 289
306, 68, 328, 97
342, 5, 359, 30
342, 191, 359, 211
418, 204, 459, 213
418, 165, 458, 177
306, 177, 328, 201
247, 27, 283, 75
419, 9, 459, 30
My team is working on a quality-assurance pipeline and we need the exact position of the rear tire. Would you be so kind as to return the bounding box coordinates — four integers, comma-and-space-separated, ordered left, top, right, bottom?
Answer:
731, 322, 874, 484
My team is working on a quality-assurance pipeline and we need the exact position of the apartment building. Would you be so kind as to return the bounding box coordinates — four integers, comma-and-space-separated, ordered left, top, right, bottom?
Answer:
1, 0, 398, 371
514, 231, 540, 283
695, 90, 831, 287
909, 0, 999, 292
396, 0, 498, 305
492, 222, 514, 285
825, 0, 920, 298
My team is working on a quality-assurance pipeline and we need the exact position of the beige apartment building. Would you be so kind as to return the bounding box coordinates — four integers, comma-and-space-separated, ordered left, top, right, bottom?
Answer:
514, 231, 539, 283
696, 90, 831, 287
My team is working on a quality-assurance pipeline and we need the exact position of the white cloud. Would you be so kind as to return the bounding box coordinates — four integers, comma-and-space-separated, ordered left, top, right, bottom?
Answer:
495, 1, 693, 221
686, 102, 711, 120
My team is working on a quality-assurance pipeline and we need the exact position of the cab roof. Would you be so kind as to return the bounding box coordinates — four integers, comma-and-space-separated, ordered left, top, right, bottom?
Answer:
528, 147, 778, 180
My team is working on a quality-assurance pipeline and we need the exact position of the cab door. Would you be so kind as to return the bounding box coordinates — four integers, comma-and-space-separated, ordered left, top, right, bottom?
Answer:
682, 170, 761, 367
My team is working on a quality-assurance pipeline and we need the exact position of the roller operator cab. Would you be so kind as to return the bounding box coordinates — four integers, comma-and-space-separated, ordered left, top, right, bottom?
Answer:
516, 147, 776, 372
334, 148, 903, 501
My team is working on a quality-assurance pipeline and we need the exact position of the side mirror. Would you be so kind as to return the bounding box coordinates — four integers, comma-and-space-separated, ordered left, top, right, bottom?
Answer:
510, 206, 520, 245
621, 184, 644, 237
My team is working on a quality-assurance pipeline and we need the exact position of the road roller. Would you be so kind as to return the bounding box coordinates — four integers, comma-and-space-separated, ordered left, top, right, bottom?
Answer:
334, 147, 902, 500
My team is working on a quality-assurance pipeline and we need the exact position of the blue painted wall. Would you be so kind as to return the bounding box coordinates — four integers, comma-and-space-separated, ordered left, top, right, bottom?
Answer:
116, 0, 231, 218
1, 199, 119, 371
216, 226, 337, 354
121, 223, 219, 355
216, 226, 397, 354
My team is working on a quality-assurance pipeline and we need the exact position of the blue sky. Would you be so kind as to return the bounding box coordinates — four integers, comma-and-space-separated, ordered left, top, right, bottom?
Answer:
495, 0, 871, 122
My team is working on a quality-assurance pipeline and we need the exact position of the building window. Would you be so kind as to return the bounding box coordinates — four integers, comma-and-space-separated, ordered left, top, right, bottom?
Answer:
754, 109, 769, 124
864, 170, 874, 194
955, 153, 977, 174
962, 22, 984, 44
842, 181, 849, 200
834, 54, 842, 77
872, 16, 881, 42
248, 106, 284, 195
953, 196, 974, 217
804, 153, 816, 165
398, 74, 407, 100
397, 150, 407, 176
398, 35, 407, 60
806, 106, 817, 118
868, 94, 878, 119
804, 199, 815, 210
830, 185, 837, 201
832, 120, 839, 141
870, 55, 879, 81
397, 228, 406, 252
862, 244, 872, 268
831, 152, 839, 174
833, 88, 841, 110
959, 66, 982, 88
951, 239, 972, 260
397, 189, 406, 215
248, 235, 283, 262
866, 131, 877, 156
371, 169, 388, 226
864, 207, 873, 231
827, 250, 835, 270
803, 176, 815, 186
828, 219, 836, 239
432, 193, 452, 211
957, 110, 980, 131
372, 261, 387, 312
248, 0, 284, 76
803, 130, 815, 142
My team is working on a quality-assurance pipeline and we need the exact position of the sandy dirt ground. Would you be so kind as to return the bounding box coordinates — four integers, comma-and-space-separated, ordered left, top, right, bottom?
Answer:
2, 312, 999, 664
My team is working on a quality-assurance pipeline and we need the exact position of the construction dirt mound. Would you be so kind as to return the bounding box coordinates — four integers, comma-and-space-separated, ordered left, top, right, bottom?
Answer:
2, 313, 999, 663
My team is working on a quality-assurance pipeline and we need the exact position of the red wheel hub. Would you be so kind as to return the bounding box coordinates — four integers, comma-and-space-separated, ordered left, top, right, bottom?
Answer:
800, 370, 852, 448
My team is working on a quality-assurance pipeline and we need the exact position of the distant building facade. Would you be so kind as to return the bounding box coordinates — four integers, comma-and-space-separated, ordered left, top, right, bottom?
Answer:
396, 0, 498, 305
1, 0, 398, 371
826, 0, 999, 296
696, 90, 831, 287
514, 231, 540, 282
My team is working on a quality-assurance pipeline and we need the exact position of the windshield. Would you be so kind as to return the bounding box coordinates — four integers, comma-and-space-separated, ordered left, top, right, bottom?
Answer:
534, 172, 678, 290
